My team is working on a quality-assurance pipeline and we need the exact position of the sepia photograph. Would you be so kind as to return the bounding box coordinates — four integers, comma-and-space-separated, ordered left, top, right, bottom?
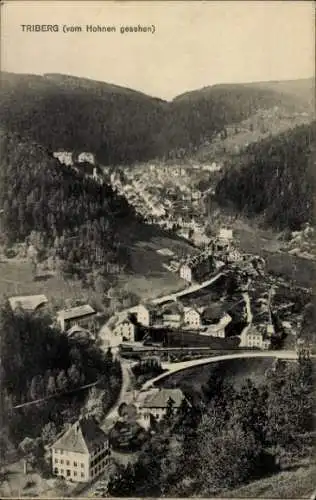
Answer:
0, 1, 315, 498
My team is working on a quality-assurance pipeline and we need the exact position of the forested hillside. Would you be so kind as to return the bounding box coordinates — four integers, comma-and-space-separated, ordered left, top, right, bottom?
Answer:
0, 72, 314, 162
0, 72, 167, 164
0, 299, 121, 458
215, 122, 316, 230
0, 130, 136, 273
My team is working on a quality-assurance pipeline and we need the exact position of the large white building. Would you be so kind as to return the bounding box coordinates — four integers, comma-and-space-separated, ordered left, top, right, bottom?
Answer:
183, 307, 201, 328
51, 417, 110, 483
136, 304, 155, 327
239, 325, 271, 349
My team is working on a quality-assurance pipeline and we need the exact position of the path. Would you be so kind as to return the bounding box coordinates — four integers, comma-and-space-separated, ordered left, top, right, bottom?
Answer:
11, 380, 99, 410
152, 271, 224, 304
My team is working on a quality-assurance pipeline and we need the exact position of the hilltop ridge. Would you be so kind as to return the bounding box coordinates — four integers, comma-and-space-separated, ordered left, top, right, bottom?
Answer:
0, 72, 314, 164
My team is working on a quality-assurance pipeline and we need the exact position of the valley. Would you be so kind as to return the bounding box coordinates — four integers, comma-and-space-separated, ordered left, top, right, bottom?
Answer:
0, 70, 315, 500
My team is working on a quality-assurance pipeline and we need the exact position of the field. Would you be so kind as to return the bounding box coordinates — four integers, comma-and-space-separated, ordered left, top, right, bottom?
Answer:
0, 258, 105, 312
0, 225, 193, 310
233, 222, 316, 288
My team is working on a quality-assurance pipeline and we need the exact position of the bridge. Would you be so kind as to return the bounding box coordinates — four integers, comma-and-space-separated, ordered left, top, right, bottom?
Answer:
140, 350, 301, 391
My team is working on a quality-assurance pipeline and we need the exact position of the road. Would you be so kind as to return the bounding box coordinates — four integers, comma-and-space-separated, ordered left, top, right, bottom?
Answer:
152, 271, 224, 304
105, 361, 135, 421
141, 350, 301, 390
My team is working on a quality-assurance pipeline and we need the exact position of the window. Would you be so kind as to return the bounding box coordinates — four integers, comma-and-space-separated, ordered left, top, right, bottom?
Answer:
81, 473, 85, 478
54, 468, 59, 474
66, 460, 70, 466
60, 460, 64, 465
81, 463, 84, 468
55, 458, 58, 464
74, 471, 77, 477
73, 461, 77, 467
67, 470, 71, 477
60, 469, 64, 475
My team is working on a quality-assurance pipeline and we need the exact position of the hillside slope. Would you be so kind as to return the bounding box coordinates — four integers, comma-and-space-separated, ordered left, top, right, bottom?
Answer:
0, 72, 314, 162
0, 129, 136, 272
0, 72, 167, 164
215, 122, 316, 230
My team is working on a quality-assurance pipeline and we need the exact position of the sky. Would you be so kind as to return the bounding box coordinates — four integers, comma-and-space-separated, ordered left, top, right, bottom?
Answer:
1, 0, 314, 100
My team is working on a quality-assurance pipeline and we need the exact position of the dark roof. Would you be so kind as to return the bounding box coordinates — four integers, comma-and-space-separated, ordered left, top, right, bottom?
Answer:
57, 304, 95, 321
202, 302, 226, 321
162, 302, 183, 316
52, 417, 108, 454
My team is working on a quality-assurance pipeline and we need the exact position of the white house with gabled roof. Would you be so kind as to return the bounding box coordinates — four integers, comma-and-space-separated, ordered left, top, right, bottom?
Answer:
51, 417, 110, 483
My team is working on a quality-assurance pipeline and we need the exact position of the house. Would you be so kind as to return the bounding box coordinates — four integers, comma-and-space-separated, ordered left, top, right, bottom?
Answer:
67, 325, 93, 342
78, 152, 95, 165
53, 151, 73, 166
227, 248, 242, 262
183, 307, 201, 328
51, 417, 110, 483
138, 388, 187, 422
239, 326, 270, 349
179, 263, 193, 282
56, 305, 96, 332
113, 317, 136, 342
8, 294, 48, 312
218, 228, 233, 241
162, 302, 183, 328
201, 313, 232, 338
136, 304, 156, 327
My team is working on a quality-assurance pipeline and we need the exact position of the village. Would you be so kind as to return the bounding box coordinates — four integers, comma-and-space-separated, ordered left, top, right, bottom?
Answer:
0, 150, 312, 499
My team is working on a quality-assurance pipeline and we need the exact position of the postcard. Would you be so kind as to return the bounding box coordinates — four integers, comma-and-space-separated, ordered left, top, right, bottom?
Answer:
0, 1, 315, 499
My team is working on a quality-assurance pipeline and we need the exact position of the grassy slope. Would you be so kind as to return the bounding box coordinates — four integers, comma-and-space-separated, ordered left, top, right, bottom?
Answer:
222, 460, 316, 499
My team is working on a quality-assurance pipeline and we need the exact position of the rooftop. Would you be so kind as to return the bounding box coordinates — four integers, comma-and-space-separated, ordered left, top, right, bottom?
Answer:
57, 304, 96, 321
51, 417, 107, 454
8, 294, 48, 312
142, 388, 186, 409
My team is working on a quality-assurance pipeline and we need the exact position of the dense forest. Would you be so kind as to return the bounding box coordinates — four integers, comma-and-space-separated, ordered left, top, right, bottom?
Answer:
0, 300, 121, 459
0, 72, 314, 163
108, 355, 314, 497
0, 130, 136, 273
215, 122, 316, 230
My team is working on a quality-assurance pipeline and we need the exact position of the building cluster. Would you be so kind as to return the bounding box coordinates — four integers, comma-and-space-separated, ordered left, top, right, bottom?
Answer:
53, 151, 103, 184
109, 164, 207, 236
112, 298, 234, 344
